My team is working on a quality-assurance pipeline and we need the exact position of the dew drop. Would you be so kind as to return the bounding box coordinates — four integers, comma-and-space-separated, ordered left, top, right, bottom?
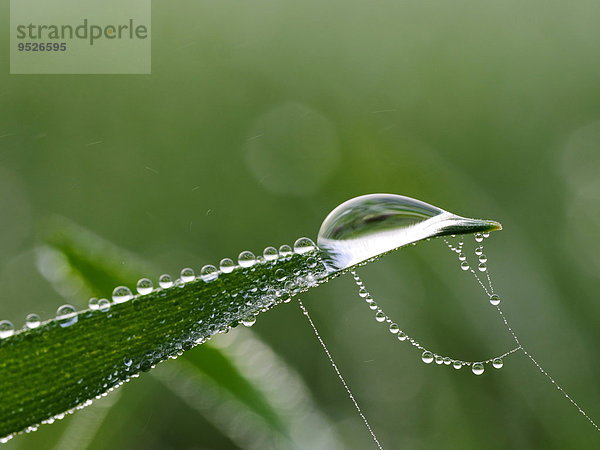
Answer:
397, 331, 408, 341
389, 323, 400, 334
25, 313, 41, 329
478, 263, 487, 272
317, 194, 501, 272
478, 254, 488, 264
112, 286, 133, 303
238, 251, 256, 268
483, 232, 490, 238
159, 274, 173, 288
375, 311, 386, 322
123, 358, 133, 367
492, 358, 504, 369
180, 267, 195, 283
443, 356, 452, 365
263, 246, 278, 261
294, 237, 316, 254
241, 315, 256, 327
475, 233, 484, 243
460, 261, 470, 271
358, 287, 369, 298
200, 265, 219, 282
475, 246, 484, 256
88, 298, 99, 310
422, 351, 434, 364
458, 253, 466, 261
0, 320, 15, 338
435, 355, 444, 365
472, 363, 485, 375
489, 294, 501, 306
219, 258, 235, 274
136, 278, 154, 295
56, 305, 78, 328
452, 361, 462, 370
98, 299, 111, 312
278, 245, 292, 257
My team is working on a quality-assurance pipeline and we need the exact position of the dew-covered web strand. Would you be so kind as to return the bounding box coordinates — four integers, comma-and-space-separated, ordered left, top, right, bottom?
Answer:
349, 271, 519, 372
444, 235, 600, 433
296, 299, 384, 450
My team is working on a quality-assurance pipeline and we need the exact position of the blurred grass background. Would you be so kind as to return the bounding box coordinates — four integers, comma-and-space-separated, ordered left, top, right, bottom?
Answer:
1, 0, 600, 448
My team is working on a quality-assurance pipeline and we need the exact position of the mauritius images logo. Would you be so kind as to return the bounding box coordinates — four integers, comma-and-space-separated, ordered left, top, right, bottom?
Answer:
10, 0, 151, 74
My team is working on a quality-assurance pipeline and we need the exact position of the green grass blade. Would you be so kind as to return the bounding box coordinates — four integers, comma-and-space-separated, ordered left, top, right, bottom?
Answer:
0, 219, 328, 442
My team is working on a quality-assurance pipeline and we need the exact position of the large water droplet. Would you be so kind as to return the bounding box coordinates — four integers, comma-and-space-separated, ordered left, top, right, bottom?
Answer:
478, 263, 487, 272
25, 313, 41, 329
389, 323, 400, 334
238, 251, 256, 268
472, 363, 485, 375
422, 351, 434, 364
112, 286, 133, 303
294, 237, 316, 254
180, 268, 195, 283
0, 320, 15, 338
56, 305, 78, 328
375, 311, 386, 322
136, 278, 154, 295
317, 194, 501, 272
475, 246, 484, 256
159, 274, 173, 288
492, 358, 503, 369
219, 258, 235, 273
460, 261, 470, 271
200, 265, 219, 282
435, 355, 444, 365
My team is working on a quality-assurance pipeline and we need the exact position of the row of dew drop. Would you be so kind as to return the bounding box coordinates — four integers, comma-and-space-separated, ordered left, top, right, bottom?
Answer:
0, 238, 318, 339
350, 231, 517, 376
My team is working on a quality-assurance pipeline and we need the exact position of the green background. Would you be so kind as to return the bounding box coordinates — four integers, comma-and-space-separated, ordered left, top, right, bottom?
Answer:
1, 0, 600, 448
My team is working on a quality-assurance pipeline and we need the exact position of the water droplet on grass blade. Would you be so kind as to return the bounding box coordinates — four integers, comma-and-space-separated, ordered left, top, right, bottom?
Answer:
88, 298, 99, 310
493, 358, 504, 369
25, 313, 41, 329
461, 261, 470, 271
98, 299, 111, 312
317, 194, 501, 272
56, 305, 78, 327
238, 251, 256, 268
263, 246, 278, 261
180, 268, 195, 282
200, 265, 218, 282
279, 245, 292, 257
241, 315, 256, 327
159, 274, 173, 288
294, 237, 316, 254
219, 258, 235, 273
0, 320, 15, 338
112, 286, 133, 303
136, 278, 154, 295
